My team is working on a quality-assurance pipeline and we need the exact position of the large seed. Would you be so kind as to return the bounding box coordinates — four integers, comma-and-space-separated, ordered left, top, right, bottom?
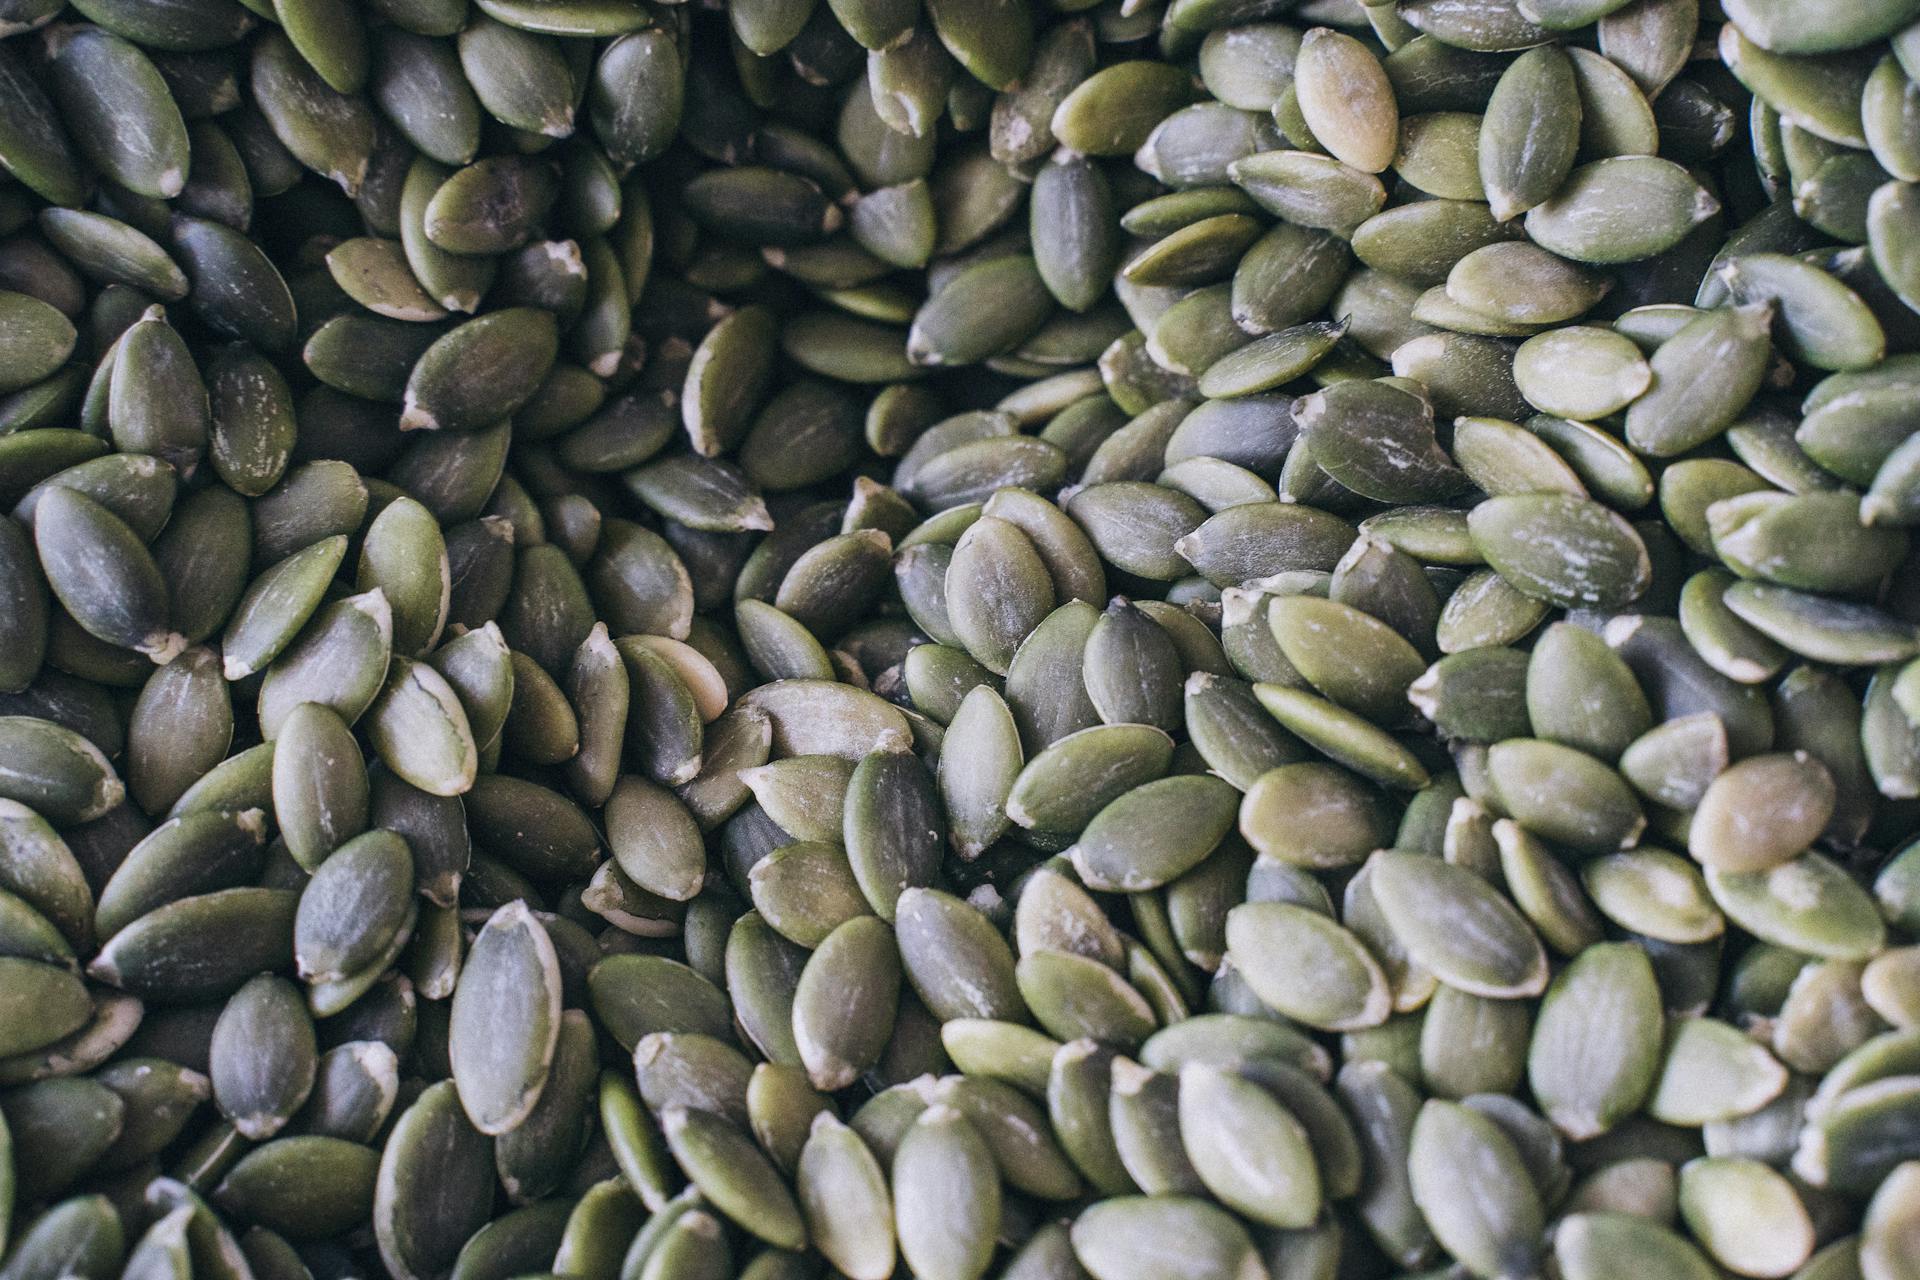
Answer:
448, 901, 562, 1135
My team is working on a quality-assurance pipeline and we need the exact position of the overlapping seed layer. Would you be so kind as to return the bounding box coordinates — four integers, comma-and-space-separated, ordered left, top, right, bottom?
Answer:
6, 0, 1920, 1278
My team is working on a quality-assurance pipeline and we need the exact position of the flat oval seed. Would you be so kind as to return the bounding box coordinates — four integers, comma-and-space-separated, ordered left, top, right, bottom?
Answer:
34, 486, 182, 662
1723, 253, 1885, 373
1295, 28, 1398, 174
1689, 752, 1835, 873
1528, 942, 1663, 1140
1721, 24, 1871, 146
91, 808, 265, 948
1051, 62, 1196, 157
48, 27, 189, 200
1481, 45, 1581, 222
892, 1104, 1000, 1280
1232, 150, 1387, 233
90, 886, 297, 1003
793, 915, 900, 1092
908, 256, 1054, 369
1197, 320, 1347, 399
0, 717, 124, 825
211, 975, 317, 1141
1226, 902, 1390, 1032
798, 1113, 894, 1280
1706, 853, 1888, 961
1069, 775, 1239, 892
945, 517, 1054, 676
1007, 723, 1174, 837
737, 679, 913, 759
401, 308, 559, 433
1525, 156, 1718, 264
1239, 762, 1394, 869
1868, 181, 1920, 315
1069, 1196, 1263, 1280
448, 901, 562, 1135
375, 1081, 495, 1280
294, 830, 413, 986
938, 685, 1022, 860
1555, 1213, 1718, 1280
1031, 157, 1121, 313
1172, 1062, 1322, 1230
1017, 950, 1156, 1047
1083, 598, 1182, 730
1468, 492, 1651, 610
894, 888, 1024, 1024
1677, 1156, 1814, 1278
589, 29, 681, 166
212, 1137, 379, 1240
256, 588, 395, 741
749, 841, 871, 949
0, 957, 91, 1057
1293, 380, 1467, 505
0, 46, 87, 206
222, 535, 349, 681
1368, 850, 1548, 998
364, 658, 476, 799
1514, 327, 1651, 421
840, 748, 941, 922
1269, 594, 1426, 724
1723, 582, 1920, 666
1408, 1099, 1545, 1280
1583, 849, 1725, 944
1487, 737, 1645, 854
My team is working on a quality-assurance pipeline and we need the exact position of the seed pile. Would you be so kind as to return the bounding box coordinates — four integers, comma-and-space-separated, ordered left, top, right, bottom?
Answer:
6, 0, 1920, 1276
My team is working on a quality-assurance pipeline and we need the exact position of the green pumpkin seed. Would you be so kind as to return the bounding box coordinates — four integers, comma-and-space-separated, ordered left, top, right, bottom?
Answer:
1408, 1099, 1545, 1280
793, 915, 900, 1092
1479, 46, 1580, 222
210, 976, 316, 1141
1555, 1213, 1718, 1280
448, 901, 562, 1135
1467, 493, 1651, 610
1528, 942, 1663, 1140
1368, 850, 1548, 998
